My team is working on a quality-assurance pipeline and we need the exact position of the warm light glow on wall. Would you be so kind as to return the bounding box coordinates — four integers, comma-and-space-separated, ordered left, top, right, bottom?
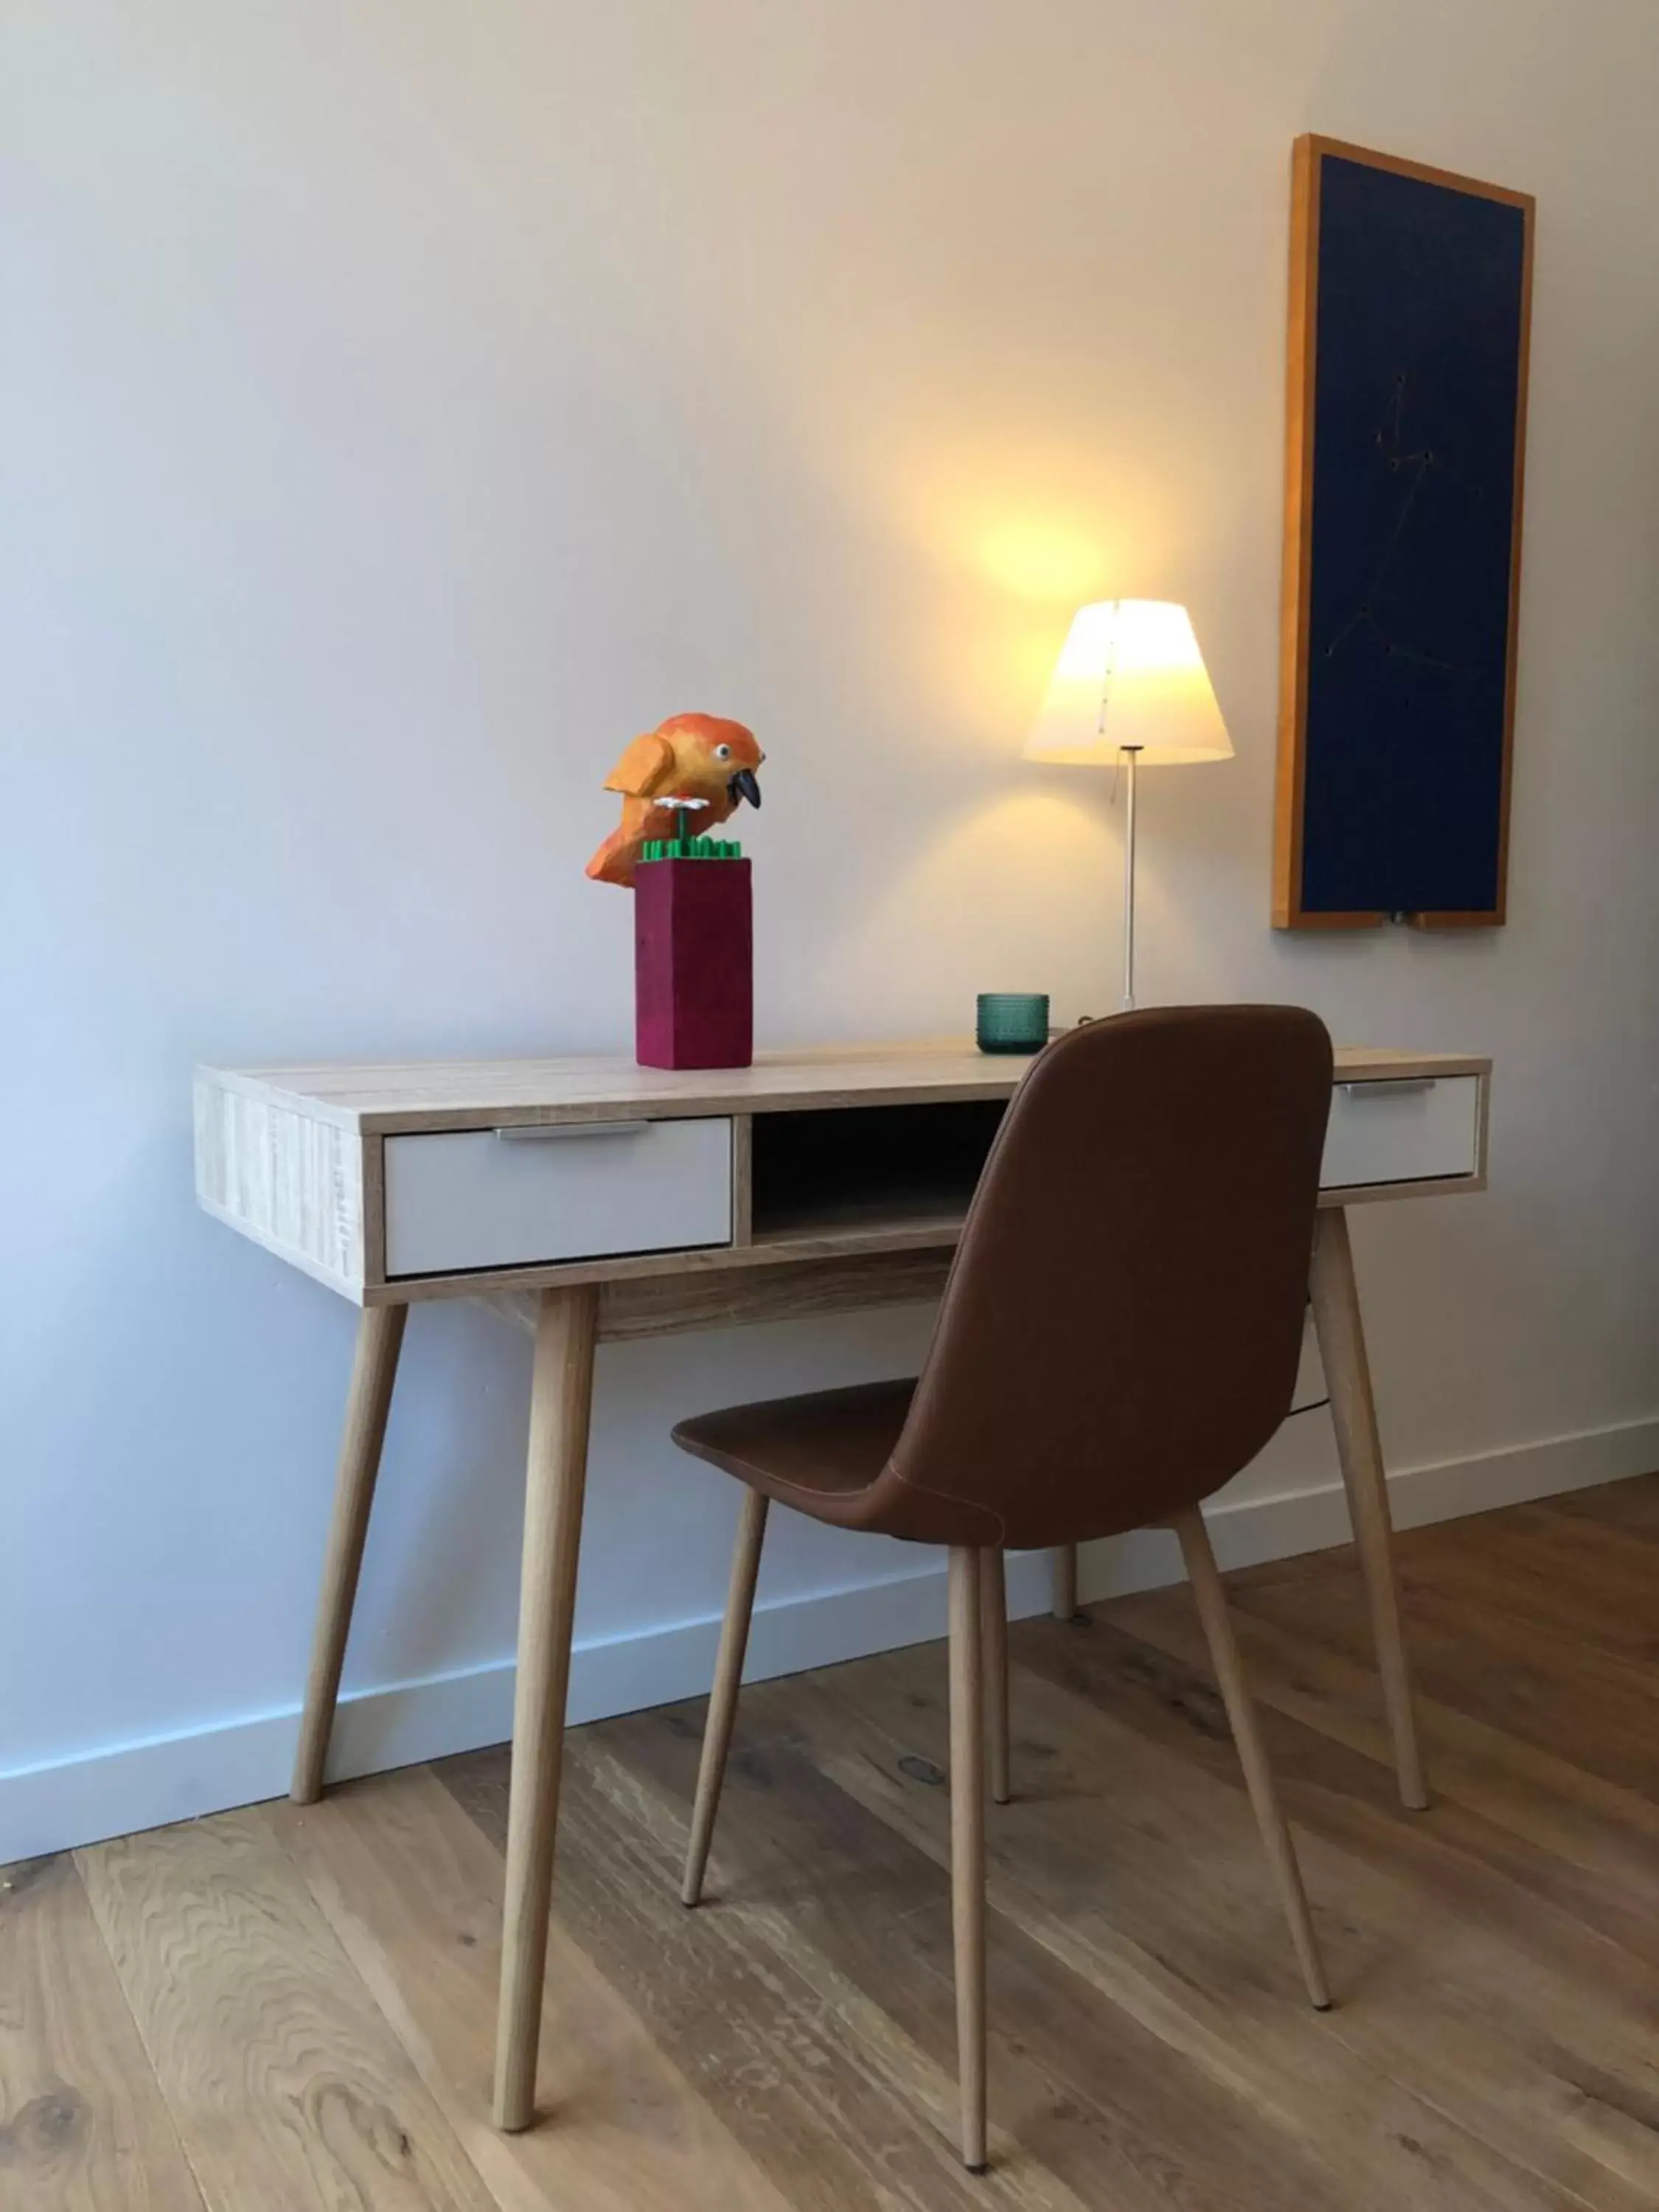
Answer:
973, 522, 1104, 603
887, 431, 1147, 591
867, 422, 1172, 741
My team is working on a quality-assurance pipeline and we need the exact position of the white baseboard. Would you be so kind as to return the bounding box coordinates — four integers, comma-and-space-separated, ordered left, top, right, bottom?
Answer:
1074, 1412, 1659, 1604
7, 1416, 1655, 1864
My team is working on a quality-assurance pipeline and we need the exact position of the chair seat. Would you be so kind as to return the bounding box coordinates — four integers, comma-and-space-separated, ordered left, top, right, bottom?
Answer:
672, 1378, 916, 1528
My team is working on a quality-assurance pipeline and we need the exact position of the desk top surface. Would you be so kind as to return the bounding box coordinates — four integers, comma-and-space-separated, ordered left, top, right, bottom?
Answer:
200, 1039, 1491, 1137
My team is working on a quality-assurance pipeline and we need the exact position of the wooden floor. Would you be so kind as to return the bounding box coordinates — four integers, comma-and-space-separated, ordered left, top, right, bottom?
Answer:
8, 1476, 1659, 2211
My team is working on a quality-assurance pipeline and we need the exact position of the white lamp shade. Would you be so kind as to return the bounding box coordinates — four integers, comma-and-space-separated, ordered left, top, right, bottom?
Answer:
1023, 599, 1233, 766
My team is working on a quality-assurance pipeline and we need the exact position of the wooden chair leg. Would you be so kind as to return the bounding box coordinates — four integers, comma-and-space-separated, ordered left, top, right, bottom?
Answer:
981, 1547, 1011, 1805
682, 1489, 769, 1906
1310, 1206, 1429, 1810
291, 1302, 408, 1804
1051, 1543, 1078, 1621
493, 1285, 599, 2132
1172, 1508, 1332, 2012
947, 1545, 989, 2171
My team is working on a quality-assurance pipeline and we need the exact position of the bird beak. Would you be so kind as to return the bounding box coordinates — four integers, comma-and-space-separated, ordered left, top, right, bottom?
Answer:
728, 768, 761, 808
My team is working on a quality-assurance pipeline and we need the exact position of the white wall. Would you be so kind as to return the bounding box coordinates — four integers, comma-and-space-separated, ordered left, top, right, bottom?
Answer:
7, 0, 1659, 1859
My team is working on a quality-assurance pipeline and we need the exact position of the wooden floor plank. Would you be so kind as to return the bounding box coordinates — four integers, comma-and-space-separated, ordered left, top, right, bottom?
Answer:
0, 1851, 204, 2212
556, 1703, 1349, 2212
773, 1630, 1658, 2212
438, 1741, 1110, 2211
1008, 1617, 1659, 2204
1231, 1558, 1659, 1800
1546, 1472, 1659, 1540
1015, 1607, 1659, 1972
1108, 1576, 1659, 1918
13, 1475, 1659, 2211
76, 1809, 496, 2212
1391, 1503, 1659, 1666
269, 1764, 796, 2212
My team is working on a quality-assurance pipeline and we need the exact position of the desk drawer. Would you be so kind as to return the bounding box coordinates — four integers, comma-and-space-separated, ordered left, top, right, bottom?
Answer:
383, 1117, 733, 1278
1321, 1075, 1481, 1192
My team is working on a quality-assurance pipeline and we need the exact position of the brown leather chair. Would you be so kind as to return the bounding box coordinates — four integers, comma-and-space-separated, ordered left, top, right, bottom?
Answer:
671, 1005, 1336, 2171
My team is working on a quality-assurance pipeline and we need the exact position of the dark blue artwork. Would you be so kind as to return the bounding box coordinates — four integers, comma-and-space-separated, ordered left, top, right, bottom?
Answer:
1291, 150, 1529, 921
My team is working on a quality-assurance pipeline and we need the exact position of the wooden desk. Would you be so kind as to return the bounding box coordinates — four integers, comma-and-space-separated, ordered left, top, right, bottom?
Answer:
195, 1040, 1489, 2130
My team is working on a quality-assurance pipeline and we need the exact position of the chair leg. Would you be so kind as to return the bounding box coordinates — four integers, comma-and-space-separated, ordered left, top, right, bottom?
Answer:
681, 1489, 769, 1906
947, 1545, 989, 2171
1172, 1509, 1332, 2012
1051, 1543, 1079, 1621
981, 1548, 1011, 1805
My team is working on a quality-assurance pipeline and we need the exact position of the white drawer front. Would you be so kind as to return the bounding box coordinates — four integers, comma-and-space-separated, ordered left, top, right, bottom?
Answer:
383, 1117, 733, 1278
1320, 1076, 1480, 1192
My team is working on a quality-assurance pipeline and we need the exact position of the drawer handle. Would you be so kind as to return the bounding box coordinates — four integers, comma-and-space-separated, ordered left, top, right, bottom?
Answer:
1338, 1079, 1437, 1099
495, 1119, 653, 1141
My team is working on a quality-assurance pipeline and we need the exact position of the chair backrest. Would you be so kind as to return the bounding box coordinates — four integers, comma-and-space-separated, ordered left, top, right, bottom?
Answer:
886, 1005, 1333, 1551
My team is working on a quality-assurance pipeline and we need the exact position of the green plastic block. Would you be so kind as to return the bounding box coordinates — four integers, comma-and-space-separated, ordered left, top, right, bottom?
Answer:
634, 834, 744, 866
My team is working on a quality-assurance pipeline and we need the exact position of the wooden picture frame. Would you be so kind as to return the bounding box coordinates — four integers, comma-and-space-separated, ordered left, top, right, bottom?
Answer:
1273, 136, 1534, 930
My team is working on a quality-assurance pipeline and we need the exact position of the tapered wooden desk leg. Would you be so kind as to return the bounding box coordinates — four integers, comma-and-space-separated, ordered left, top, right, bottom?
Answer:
947, 1546, 988, 2172
981, 1548, 1011, 1805
291, 1302, 408, 1805
1173, 1509, 1330, 2010
1051, 1543, 1078, 1621
682, 1489, 769, 1906
1310, 1207, 1429, 1811
493, 1284, 599, 2133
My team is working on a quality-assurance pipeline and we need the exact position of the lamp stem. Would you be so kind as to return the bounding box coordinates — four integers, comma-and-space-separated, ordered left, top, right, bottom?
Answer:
1121, 745, 1139, 1011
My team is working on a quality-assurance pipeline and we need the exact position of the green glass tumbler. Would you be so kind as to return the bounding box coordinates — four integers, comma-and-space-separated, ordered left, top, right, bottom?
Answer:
975, 992, 1049, 1054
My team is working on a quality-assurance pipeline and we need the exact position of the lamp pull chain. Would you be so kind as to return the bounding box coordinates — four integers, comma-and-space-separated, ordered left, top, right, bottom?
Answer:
1121, 745, 1138, 1011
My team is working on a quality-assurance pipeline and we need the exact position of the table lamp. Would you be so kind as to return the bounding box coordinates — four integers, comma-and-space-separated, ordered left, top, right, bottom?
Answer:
1024, 599, 1232, 1008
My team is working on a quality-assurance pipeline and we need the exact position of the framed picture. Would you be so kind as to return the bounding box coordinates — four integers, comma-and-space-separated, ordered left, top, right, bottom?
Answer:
1273, 136, 1534, 928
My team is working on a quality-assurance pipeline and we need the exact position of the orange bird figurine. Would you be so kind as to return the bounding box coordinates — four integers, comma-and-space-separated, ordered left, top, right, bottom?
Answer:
585, 712, 765, 888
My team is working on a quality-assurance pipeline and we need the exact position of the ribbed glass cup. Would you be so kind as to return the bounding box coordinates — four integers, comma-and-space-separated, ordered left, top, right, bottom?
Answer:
975, 992, 1049, 1054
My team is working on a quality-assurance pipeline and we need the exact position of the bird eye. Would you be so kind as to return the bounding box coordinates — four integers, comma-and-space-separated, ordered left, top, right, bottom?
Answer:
714, 743, 732, 760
